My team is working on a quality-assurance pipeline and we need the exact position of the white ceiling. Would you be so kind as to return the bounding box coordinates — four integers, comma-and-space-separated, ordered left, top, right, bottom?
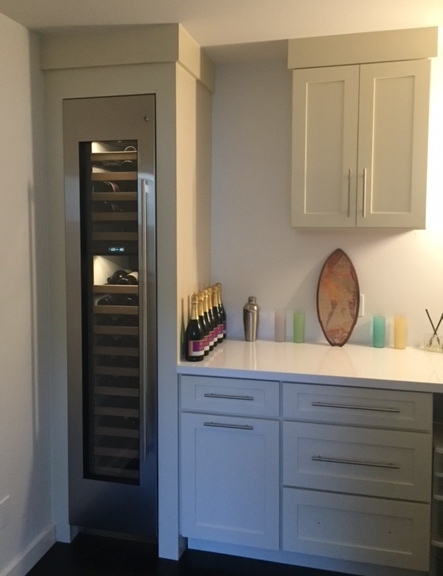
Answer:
0, 0, 441, 62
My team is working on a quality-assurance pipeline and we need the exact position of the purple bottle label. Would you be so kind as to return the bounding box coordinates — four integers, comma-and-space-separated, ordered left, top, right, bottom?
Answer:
188, 339, 204, 357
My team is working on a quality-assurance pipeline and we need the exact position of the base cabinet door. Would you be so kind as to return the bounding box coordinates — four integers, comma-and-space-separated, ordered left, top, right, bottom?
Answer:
282, 488, 430, 572
180, 412, 279, 549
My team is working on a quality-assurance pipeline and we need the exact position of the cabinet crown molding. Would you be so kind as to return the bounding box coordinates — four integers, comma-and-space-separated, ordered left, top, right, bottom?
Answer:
40, 23, 215, 92
288, 27, 438, 69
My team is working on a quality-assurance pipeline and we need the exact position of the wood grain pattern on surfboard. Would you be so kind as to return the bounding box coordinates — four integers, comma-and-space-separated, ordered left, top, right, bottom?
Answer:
317, 249, 360, 346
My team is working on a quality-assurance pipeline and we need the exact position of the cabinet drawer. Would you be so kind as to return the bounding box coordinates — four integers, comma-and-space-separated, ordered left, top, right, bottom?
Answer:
283, 422, 431, 501
283, 383, 432, 431
282, 488, 430, 571
180, 375, 279, 417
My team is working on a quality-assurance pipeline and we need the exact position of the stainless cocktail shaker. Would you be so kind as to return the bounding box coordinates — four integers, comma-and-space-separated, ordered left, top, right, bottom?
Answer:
243, 296, 259, 341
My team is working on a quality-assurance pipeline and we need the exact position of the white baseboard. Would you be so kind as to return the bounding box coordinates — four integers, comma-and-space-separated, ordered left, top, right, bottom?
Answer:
0, 524, 56, 576
55, 523, 79, 544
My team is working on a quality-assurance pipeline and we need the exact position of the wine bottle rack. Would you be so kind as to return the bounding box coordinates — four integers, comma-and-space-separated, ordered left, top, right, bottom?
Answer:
90, 149, 138, 249
91, 278, 140, 482
431, 424, 443, 574
82, 141, 142, 484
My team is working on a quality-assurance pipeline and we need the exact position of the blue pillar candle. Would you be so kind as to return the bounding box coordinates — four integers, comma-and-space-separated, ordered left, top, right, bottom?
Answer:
372, 314, 386, 348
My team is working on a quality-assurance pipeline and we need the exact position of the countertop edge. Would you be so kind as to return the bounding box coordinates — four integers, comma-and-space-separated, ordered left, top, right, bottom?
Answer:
177, 340, 443, 394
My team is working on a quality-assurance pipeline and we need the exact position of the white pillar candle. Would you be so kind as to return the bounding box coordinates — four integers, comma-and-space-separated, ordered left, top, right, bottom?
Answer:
274, 309, 286, 342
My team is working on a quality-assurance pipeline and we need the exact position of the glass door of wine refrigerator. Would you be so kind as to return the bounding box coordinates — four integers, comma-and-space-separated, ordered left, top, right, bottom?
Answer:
63, 95, 157, 540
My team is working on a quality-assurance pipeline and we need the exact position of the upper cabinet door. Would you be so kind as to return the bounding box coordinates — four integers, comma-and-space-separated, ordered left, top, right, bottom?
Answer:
357, 59, 431, 228
291, 66, 359, 228
291, 60, 431, 229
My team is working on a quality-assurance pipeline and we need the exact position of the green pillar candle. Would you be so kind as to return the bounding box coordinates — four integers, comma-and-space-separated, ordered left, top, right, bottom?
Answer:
372, 314, 385, 348
293, 310, 305, 343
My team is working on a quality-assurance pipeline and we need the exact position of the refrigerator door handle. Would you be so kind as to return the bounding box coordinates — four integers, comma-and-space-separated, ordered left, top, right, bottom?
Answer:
139, 178, 149, 460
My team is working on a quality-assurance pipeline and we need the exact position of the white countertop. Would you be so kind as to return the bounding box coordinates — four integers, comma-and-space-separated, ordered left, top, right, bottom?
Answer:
177, 339, 443, 393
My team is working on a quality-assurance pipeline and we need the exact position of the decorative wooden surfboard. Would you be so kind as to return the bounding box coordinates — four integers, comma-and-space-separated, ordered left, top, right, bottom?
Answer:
316, 249, 360, 346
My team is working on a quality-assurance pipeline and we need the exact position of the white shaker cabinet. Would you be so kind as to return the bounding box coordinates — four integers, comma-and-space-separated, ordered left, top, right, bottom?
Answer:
282, 383, 432, 572
178, 370, 433, 574
179, 375, 280, 549
291, 59, 431, 228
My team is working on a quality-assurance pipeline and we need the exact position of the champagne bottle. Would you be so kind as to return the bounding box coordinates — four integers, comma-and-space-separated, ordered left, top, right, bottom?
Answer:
202, 291, 214, 353
216, 283, 227, 340
185, 294, 205, 362
211, 285, 223, 344
204, 288, 217, 349
198, 291, 210, 356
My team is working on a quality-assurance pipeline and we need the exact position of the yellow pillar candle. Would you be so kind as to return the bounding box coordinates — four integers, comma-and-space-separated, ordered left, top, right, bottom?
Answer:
393, 316, 407, 349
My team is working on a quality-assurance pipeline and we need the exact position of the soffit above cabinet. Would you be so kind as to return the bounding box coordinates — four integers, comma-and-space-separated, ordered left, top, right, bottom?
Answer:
288, 27, 438, 69
39, 23, 215, 92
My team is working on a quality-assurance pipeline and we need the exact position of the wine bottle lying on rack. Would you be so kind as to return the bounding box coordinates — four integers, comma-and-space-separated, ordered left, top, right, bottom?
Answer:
120, 295, 139, 306
93, 201, 122, 213
97, 294, 123, 306
117, 271, 138, 285
107, 269, 129, 284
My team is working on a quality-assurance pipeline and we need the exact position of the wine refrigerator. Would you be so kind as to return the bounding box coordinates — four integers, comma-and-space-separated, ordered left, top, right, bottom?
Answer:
63, 95, 157, 540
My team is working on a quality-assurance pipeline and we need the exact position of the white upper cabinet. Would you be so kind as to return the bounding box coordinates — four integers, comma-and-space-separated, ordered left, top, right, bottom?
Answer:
288, 28, 437, 229
292, 65, 359, 228
291, 59, 431, 228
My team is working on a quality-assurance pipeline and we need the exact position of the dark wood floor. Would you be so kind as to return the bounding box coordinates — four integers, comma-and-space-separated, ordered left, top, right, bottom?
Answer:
25, 533, 349, 576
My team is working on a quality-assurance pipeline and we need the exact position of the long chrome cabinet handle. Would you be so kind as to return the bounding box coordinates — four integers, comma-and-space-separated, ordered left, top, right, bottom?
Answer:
204, 421, 254, 431
312, 455, 400, 470
311, 401, 400, 414
362, 168, 367, 218
204, 393, 255, 401
347, 168, 352, 218
139, 178, 149, 460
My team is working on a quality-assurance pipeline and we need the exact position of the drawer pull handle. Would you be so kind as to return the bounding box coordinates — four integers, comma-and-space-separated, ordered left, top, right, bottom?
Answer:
203, 421, 254, 431
204, 393, 255, 401
312, 455, 400, 470
311, 401, 400, 414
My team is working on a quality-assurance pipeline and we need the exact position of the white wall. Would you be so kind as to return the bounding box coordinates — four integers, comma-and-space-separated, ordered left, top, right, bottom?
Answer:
0, 13, 53, 576
212, 37, 443, 349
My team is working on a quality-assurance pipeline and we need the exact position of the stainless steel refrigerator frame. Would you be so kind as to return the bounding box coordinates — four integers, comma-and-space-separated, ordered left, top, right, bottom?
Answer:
63, 94, 157, 540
